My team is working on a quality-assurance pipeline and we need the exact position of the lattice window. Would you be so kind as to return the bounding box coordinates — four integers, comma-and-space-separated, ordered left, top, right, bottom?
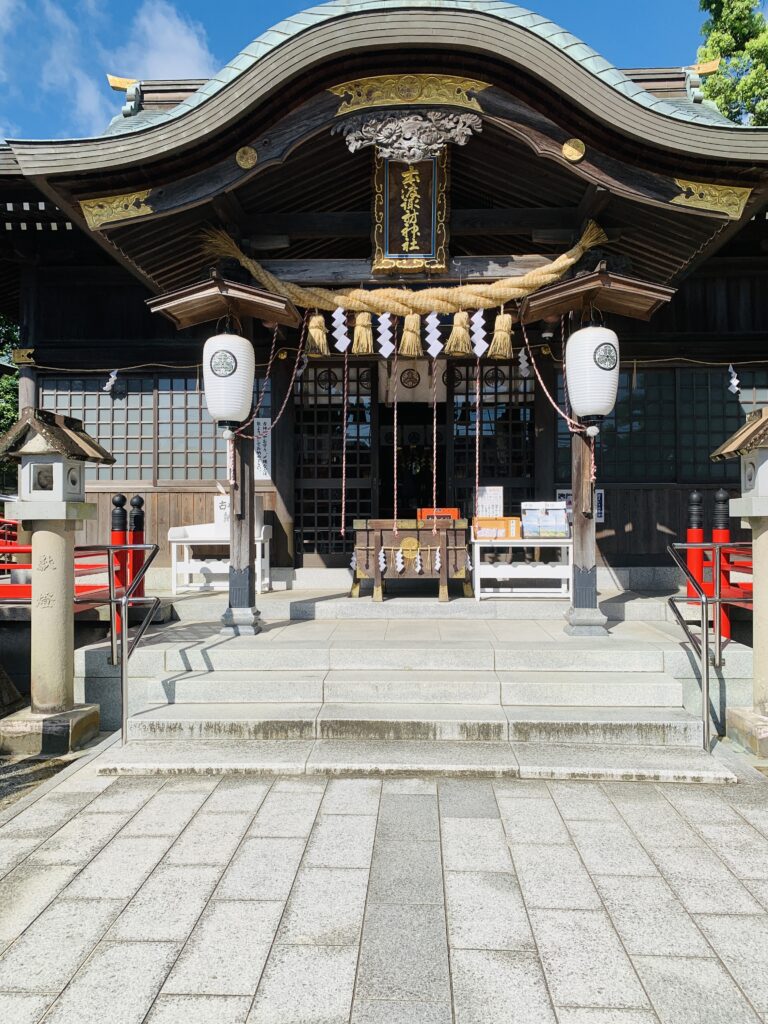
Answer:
40, 374, 271, 484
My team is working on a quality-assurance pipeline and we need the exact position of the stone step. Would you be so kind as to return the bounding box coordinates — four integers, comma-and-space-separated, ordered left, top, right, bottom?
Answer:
504, 706, 702, 746
498, 671, 683, 707
167, 591, 678, 623
97, 738, 735, 784
145, 671, 326, 705
126, 702, 700, 746
323, 670, 500, 705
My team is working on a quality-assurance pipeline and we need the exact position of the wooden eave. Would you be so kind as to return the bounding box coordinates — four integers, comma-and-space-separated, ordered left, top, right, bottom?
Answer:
7, 8, 768, 178
711, 408, 768, 461
146, 274, 301, 329
520, 268, 676, 323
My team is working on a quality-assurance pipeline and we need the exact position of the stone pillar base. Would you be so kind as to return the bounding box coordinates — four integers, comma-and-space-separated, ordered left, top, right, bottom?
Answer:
726, 706, 768, 759
564, 605, 609, 637
0, 703, 99, 756
220, 606, 262, 637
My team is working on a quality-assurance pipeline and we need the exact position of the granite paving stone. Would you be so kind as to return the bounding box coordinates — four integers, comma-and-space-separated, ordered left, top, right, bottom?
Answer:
0, 795, 90, 840
26, 812, 127, 865
450, 949, 556, 1024
145, 994, 252, 1024
369, 839, 444, 905
567, 820, 658, 876
164, 812, 252, 866
42, 940, 180, 1024
82, 777, 165, 814
697, 821, 768, 879
492, 779, 550, 799
355, 903, 451, 1003
106, 865, 222, 942
0, 861, 80, 950
530, 908, 649, 1009
743, 878, 768, 911
696, 913, 768, 1015
554, 1011, 660, 1023
64, 836, 173, 899
548, 781, 621, 821
304, 813, 377, 868
510, 843, 601, 910
201, 778, 272, 814
278, 867, 368, 945
593, 875, 711, 956
321, 778, 381, 815
351, 1000, 452, 1024
660, 785, 742, 825
648, 843, 763, 915
248, 944, 358, 1024
0, 834, 49, 877
438, 779, 499, 818
381, 778, 437, 795
441, 818, 512, 872
498, 796, 571, 844
120, 789, 214, 837
0, 992, 52, 1024
632, 953, 762, 1023
163, 900, 283, 996
248, 790, 322, 837
445, 871, 534, 950
376, 793, 440, 841
0, 896, 123, 993
214, 836, 306, 901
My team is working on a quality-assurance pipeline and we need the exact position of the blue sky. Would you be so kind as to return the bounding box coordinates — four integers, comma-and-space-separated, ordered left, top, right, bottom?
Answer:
0, 0, 742, 141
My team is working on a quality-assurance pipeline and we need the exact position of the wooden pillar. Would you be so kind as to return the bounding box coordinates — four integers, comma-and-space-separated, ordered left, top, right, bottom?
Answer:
18, 367, 37, 412
221, 409, 261, 636
565, 430, 608, 635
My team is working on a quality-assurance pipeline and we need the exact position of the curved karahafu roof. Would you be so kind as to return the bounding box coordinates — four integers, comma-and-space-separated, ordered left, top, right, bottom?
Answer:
6, 0, 768, 176
105, 0, 733, 136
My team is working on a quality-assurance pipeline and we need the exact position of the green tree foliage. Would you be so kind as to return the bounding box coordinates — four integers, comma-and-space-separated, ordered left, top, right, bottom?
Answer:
698, 0, 768, 125
0, 315, 19, 492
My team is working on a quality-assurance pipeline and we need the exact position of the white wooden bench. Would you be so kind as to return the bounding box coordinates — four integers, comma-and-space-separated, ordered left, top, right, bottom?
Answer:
168, 495, 272, 595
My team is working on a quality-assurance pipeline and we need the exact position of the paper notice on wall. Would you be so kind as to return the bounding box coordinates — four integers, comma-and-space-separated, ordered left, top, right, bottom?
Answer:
556, 488, 605, 523
254, 419, 272, 481
213, 494, 230, 528
476, 486, 504, 518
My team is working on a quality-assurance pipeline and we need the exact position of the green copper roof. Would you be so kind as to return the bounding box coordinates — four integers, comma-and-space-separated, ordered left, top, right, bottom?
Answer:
105, 0, 737, 137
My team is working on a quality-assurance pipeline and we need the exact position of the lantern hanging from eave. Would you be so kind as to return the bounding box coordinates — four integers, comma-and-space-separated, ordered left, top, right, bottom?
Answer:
202, 332, 255, 428
564, 324, 620, 433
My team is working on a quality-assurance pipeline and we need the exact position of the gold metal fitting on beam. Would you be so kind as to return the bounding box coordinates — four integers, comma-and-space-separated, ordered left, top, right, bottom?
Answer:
80, 189, 153, 231
329, 74, 489, 115
235, 146, 258, 170
671, 179, 752, 220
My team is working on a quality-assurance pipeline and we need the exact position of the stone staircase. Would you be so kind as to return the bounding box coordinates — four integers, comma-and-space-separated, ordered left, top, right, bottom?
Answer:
78, 607, 752, 784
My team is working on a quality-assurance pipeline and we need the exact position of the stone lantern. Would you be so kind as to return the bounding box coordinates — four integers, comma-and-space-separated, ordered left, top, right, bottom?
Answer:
0, 409, 114, 754
710, 407, 768, 755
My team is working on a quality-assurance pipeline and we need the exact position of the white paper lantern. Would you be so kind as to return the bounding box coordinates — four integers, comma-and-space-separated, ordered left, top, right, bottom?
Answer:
565, 325, 620, 424
202, 333, 255, 426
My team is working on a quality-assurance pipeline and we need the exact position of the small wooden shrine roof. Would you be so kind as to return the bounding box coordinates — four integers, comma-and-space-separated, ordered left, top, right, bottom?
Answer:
0, 409, 115, 464
520, 267, 676, 323
711, 408, 768, 462
145, 274, 301, 330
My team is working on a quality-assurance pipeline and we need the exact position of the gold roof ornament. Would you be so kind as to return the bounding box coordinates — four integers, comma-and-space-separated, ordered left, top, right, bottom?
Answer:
106, 74, 138, 92
80, 189, 153, 230
562, 138, 586, 163
671, 179, 752, 219
329, 74, 489, 115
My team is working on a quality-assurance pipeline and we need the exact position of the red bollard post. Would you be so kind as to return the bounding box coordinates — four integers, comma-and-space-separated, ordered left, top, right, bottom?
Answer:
686, 490, 704, 603
128, 495, 145, 598
111, 494, 128, 634
712, 488, 731, 641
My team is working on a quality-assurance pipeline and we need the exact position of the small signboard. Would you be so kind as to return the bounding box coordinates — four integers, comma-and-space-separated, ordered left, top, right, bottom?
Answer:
372, 151, 448, 273
477, 486, 504, 518
556, 488, 605, 524
254, 418, 272, 482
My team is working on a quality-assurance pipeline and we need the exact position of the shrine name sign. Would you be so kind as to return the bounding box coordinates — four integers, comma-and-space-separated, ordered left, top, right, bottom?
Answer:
373, 151, 448, 273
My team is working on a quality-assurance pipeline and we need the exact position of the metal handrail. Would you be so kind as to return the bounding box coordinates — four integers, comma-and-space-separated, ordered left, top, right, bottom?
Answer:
667, 541, 753, 752
0, 542, 160, 747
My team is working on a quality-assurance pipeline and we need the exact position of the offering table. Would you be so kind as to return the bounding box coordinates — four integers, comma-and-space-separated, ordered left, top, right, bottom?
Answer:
350, 519, 471, 602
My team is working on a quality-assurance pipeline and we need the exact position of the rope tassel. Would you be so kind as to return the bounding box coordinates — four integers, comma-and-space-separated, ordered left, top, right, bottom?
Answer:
352, 312, 374, 356
488, 312, 514, 360
399, 314, 423, 358
307, 313, 330, 356
444, 311, 472, 357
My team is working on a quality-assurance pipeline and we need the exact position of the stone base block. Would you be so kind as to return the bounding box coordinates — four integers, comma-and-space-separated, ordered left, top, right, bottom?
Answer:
0, 703, 100, 755
220, 606, 262, 636
726, 705, 768, 758
564, 605, 609, 636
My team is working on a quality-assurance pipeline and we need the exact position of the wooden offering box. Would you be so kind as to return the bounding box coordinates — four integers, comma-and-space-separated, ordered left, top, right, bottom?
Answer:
351, 519, 471, 602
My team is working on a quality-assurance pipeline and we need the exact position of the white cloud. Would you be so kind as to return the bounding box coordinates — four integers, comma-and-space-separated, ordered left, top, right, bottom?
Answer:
108, 0, 218, 80
39, 0, 113, 136
0, 0, 24, 85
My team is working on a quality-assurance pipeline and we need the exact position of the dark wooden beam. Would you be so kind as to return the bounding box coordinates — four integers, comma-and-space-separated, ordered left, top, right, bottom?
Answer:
244, 208, 579, 240
259, 254, 552, 284
576, 185, 611, 232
